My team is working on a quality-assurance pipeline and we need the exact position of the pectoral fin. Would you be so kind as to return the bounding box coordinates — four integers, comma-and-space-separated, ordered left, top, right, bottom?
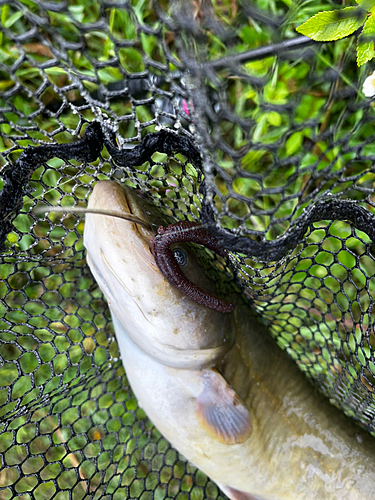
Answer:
196, 369, 252, 445
222, 486, 265, 500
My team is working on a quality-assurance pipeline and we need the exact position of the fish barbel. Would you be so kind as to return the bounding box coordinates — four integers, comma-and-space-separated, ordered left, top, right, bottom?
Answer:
83, 180, 375, 500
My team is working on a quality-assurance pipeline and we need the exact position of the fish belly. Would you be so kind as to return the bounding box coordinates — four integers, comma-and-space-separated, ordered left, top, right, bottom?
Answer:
111, 307, 375, 500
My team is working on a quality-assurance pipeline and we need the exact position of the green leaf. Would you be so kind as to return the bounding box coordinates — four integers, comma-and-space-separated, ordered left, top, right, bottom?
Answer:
3, 10, 23, 28
44, 67, 69, 76
296, 7, 367, 41
286, 131, 303, 155
357, 0, 375, 12
357, 14, 375, 66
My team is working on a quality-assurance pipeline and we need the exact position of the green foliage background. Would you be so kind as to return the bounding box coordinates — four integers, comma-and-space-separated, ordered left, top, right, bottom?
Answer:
1, 0, 375, 499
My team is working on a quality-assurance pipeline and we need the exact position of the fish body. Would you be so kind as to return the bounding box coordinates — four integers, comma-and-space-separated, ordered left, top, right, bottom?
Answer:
84, 181, 375, 500
84, 182, 233, 370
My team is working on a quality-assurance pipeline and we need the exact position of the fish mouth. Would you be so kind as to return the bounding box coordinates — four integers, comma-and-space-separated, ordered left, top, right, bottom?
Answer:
122, 187, 153, 239
121, 186, 159, 269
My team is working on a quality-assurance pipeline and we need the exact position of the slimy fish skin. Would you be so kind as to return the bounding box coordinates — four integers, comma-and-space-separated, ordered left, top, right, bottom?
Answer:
84, 181, 375, 500
84, 182, 234, 371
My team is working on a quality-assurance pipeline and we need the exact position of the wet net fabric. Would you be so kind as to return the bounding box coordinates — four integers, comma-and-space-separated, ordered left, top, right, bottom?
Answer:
1, 0, 375, 498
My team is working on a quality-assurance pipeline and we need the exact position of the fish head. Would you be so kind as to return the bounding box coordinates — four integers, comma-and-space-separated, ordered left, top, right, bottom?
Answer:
83, 180, 234, 369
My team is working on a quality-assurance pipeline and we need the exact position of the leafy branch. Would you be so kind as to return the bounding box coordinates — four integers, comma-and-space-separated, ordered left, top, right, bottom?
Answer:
296, 0, 375, 66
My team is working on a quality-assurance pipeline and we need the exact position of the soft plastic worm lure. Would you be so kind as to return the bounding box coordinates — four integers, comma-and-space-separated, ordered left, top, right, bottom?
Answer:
36, 205, 234, 312
149, 221, 235, 313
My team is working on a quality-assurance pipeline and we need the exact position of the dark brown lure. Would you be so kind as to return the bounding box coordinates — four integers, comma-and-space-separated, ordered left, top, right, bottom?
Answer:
149, 221, 235, 313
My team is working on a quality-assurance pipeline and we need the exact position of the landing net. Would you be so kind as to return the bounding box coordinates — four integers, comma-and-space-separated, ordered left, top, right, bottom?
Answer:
1, 1, 375, 499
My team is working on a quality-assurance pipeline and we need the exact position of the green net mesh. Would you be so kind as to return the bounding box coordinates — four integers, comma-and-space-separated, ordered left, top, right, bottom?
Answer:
2, 0, 375, 498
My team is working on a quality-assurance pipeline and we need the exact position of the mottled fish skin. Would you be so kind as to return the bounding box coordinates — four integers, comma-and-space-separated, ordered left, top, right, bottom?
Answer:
84, 181, 234, 371
84, 181, 375, 500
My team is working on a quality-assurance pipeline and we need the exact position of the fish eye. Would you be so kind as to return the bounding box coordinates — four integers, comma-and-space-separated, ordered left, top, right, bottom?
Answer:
173, 248, 187, 266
